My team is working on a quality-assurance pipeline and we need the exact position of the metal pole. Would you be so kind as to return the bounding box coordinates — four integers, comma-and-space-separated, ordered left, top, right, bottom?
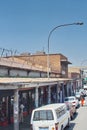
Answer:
47, 22, 83, 79
14, 89, 19, 130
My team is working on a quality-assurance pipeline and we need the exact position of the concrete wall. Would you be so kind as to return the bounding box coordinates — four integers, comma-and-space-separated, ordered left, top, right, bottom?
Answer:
28, 71, 40, 77
0, 66, 43, 77
0, 68, 8, 76
10, 69, 27, 77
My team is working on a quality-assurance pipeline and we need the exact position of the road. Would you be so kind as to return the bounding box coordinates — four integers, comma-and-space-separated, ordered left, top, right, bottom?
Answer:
65, 105, 87, 130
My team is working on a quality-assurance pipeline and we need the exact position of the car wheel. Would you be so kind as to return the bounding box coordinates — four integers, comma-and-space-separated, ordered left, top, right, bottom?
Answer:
74, 109, 77, 114
71, 114, 74, 120
67, 118, 70, 127
61, 125, 64, 130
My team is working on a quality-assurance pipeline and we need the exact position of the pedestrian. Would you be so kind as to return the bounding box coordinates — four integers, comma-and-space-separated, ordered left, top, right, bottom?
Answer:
81, 96, 84, 106
19, 103, 24, 123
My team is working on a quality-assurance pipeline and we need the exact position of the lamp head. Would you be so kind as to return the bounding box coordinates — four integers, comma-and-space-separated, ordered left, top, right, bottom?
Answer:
76, 22, 84, 25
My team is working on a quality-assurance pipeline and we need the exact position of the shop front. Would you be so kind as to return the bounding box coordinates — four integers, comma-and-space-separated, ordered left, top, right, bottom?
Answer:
0, 77, 73, 130
0, 90, 14, 126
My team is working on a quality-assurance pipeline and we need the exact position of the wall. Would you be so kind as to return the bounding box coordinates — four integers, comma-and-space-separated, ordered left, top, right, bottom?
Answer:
0, 67, 8, 76
10, 69, 27, 77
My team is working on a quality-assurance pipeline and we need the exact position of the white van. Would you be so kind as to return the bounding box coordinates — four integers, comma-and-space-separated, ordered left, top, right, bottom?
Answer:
30, 103, 70, 130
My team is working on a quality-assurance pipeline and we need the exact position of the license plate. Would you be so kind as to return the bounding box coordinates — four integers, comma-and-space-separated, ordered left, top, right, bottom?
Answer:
39, 127, 48, 130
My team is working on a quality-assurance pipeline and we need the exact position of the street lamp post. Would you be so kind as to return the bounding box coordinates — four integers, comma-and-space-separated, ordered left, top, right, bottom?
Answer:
47, 22, 83, 79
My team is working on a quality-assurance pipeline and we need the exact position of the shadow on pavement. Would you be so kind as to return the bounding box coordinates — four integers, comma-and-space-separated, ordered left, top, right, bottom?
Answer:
65, 111, 78, 130
65, 122, 75, 130
73, 111, 78, 120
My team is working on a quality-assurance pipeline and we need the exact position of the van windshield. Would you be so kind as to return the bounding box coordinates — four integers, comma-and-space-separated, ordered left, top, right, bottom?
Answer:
33, 110, 54, 121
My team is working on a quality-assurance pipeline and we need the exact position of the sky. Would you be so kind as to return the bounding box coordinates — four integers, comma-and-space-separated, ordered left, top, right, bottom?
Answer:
0, 0, 87, 66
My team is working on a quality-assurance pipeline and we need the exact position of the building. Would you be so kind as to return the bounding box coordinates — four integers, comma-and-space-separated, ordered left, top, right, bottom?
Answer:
68, 67, 81, 79
0, 52, 74, 127
5, 52, 71, 78
68, 66, 81, 91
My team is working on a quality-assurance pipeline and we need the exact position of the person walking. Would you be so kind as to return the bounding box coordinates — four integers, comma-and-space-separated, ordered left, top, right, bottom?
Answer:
81, 96, 85, 106
19, 103, 24, 123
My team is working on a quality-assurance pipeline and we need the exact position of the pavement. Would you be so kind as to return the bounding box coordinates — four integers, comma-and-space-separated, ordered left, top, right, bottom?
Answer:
0, 114, 31, 130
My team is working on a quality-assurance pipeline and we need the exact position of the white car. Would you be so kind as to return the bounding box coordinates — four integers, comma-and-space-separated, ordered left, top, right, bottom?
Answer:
64, 96, 79, 108
75, 92, 81, 100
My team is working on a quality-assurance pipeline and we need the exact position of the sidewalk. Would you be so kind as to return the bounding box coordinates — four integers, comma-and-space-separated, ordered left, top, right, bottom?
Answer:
0, 114, 31, 130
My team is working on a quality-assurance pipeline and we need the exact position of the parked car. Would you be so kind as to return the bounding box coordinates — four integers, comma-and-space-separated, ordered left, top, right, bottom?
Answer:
75, 91, 81, 101
64, 96, 79, 108
65, 102, 76, 120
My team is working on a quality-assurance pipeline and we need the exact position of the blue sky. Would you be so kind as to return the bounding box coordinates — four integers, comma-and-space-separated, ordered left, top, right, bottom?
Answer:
0, 0, 87, 66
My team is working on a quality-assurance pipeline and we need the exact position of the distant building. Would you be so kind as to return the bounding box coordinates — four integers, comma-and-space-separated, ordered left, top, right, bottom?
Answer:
68, 67, 81, 79
68, 66, 81, 90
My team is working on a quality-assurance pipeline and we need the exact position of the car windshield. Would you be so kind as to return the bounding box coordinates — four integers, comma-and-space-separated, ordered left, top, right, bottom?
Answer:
65, 97, 74, 101
76, 92, 80, 95
33, 110, 54, 121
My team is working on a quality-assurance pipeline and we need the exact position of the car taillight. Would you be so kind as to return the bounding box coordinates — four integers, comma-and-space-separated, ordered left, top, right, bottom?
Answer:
52, 127, 55, 130
55, 123, 58, 130
30, 124, 33, 130
72, 102, 76, 104
52, 123, 58, 130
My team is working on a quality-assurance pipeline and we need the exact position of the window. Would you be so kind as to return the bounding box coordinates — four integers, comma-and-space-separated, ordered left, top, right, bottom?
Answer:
33, 110, 54, 121
56, 107, 66, 118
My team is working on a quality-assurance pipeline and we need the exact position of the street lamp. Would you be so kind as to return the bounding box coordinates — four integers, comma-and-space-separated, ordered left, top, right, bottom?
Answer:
47, 22, 83, 79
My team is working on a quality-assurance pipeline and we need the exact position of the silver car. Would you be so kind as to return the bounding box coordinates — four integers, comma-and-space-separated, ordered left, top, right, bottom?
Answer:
64, 96, 79, 108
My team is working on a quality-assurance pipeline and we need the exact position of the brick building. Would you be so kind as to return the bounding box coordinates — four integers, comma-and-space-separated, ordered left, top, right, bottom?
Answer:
68, 67, 80, 79
7, 52, 71, 78
0, 52, 75, 127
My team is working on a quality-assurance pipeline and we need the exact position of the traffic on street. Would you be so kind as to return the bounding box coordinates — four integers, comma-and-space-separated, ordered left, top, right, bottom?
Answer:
65, 104, 87, 130
30, 93, 87, 130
